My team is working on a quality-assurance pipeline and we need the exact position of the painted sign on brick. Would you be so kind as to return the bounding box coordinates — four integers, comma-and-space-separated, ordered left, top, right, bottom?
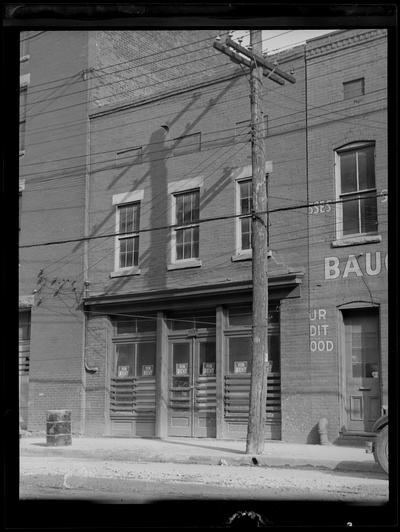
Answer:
309, 309, 334, 352
325, 252, 388, 280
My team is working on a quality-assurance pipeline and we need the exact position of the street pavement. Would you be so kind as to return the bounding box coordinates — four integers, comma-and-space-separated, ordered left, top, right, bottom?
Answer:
19, 434, 382, 474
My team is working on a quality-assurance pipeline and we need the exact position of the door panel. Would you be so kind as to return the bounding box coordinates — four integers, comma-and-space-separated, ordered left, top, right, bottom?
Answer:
344, 309, 381, 432
194, 339, 216, 437
168, 342, 192, 436
168, 338, 216, 437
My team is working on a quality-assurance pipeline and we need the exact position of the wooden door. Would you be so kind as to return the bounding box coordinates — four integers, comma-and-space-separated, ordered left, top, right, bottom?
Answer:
193, 338, 216, 437
343, 309, 381, 432
168, 337, 216, 437
168, 340, 193, 436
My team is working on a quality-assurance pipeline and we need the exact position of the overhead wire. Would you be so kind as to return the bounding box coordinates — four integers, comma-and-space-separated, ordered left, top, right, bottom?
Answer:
20, 41, 386, 145
19, 191, 388, 249
20, 90, 387, 179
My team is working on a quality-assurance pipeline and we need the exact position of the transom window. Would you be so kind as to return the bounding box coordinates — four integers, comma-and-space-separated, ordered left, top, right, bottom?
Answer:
173, 189, 199, 261
114, 342, 156, 378
116, 202, 140, 269
237, 179, 253, 252
336, 143, 377, 238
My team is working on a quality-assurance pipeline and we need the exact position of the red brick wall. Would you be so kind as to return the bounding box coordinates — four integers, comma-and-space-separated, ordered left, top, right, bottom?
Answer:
305, 29, 388, 441
19, 31, 89, 432
84, 314, 112, 435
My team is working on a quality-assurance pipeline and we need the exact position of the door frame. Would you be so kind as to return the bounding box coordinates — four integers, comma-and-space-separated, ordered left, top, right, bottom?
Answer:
337, 302, 381, 435
168, 333, 216, 437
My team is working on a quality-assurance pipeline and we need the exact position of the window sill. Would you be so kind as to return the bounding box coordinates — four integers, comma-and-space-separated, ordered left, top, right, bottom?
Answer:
231, 251, 252, 262
110, 268, 141, 278
167, 259, 202, 271
331, 234, 382, 248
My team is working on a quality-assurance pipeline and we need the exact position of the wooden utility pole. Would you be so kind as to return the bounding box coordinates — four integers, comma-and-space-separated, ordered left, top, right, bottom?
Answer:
213, 31, 295, 454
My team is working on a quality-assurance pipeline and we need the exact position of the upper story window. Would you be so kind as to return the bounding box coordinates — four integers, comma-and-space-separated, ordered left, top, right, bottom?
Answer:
173, 189, 200, 261
343, 78, 365, 100
19, 86, 27, 152
112, 190, 144, 274
237, 178, 252, 253
117, 203, 140, 269
335, 142, 377, 239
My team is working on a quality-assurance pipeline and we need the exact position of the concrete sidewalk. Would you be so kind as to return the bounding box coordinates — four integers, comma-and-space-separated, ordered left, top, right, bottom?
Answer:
19, 435, 382, 474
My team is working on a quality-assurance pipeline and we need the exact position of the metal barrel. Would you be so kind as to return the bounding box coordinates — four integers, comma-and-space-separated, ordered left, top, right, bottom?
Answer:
46, 410, 72, 446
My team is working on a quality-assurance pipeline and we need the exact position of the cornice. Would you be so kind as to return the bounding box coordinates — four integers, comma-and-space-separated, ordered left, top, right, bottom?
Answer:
306, 29, 387, 59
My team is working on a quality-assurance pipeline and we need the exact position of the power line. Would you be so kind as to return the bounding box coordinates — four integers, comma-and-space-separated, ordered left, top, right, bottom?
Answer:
20, 91, 386, 179
19, 192, 387, 249
20, 43, 386, 143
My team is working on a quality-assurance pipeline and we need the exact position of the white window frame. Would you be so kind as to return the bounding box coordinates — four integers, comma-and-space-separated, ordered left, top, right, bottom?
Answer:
112, 190, 143, 274
235, 177, 253, 256
232, 162, 272, 261
171, 188, 200, 262
19, 75, 30, 156
334, 142, 377, 241
168, 177, 203, 269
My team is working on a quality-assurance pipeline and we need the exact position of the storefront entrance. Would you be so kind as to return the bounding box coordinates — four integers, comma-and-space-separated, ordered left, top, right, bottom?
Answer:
343, 308, 381, 432
168, 337, 216, 437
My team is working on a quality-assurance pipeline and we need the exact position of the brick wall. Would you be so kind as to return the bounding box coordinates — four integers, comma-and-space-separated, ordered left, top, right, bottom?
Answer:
84, 313, 112, 435
19, 31, 89, 432
305, 29, 388, 441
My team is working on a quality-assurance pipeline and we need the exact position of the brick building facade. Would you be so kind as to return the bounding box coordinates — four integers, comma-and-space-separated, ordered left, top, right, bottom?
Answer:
19, 29, 388, 444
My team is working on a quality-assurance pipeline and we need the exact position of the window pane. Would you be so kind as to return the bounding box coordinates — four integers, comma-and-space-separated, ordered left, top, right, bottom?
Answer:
19, 312, 31, 340
240, 180, 252, 214
115, 344, 134, 377
176, 195, 184, 225
340, 152, 357, 193
191, 226, 199, 258
183, 228, 192, 259
241, 217, 251, 250
199, 342, 216, 375
119, 237, 136, 268
191, 190, 199, 222
357, 147, 375, 190
137, 342, 156, 376
360, 194, 378, 233
342, 197, 360, 235
229, 337, 252, 374
116, 320, 135, 334
229, 305, 252, 326
173, 343, 190, 375
137, 315, 156, 332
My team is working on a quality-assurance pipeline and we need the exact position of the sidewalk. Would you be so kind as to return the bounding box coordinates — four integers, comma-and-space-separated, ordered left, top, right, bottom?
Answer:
19, 435, 382, 474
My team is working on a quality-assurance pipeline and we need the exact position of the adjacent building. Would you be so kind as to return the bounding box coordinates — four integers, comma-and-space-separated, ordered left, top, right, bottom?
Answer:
19, 28, 388, 444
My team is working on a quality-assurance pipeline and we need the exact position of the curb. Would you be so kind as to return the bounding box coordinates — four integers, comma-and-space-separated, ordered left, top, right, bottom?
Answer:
19, 448, 382, 475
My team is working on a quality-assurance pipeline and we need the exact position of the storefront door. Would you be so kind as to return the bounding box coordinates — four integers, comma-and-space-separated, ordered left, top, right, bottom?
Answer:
168, 337, 216, 437
343, 309, 381, 432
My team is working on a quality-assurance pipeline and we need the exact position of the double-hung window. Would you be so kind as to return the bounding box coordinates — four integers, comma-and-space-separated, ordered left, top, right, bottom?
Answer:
336, 142, 377, 238
237, 179, 252, 252
116, 202, 140, 269
174, 189, 199, 261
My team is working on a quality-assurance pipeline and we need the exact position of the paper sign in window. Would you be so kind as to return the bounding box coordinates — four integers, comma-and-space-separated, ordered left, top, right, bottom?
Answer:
142, 364, 154, 376
176, 363, 188, 375
202, 362, 215, 375
118, 365, 130, 378
234, 361, 248, 373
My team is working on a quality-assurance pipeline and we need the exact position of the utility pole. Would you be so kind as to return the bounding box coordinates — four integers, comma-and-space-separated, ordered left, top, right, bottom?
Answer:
214, 31, 295, 454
